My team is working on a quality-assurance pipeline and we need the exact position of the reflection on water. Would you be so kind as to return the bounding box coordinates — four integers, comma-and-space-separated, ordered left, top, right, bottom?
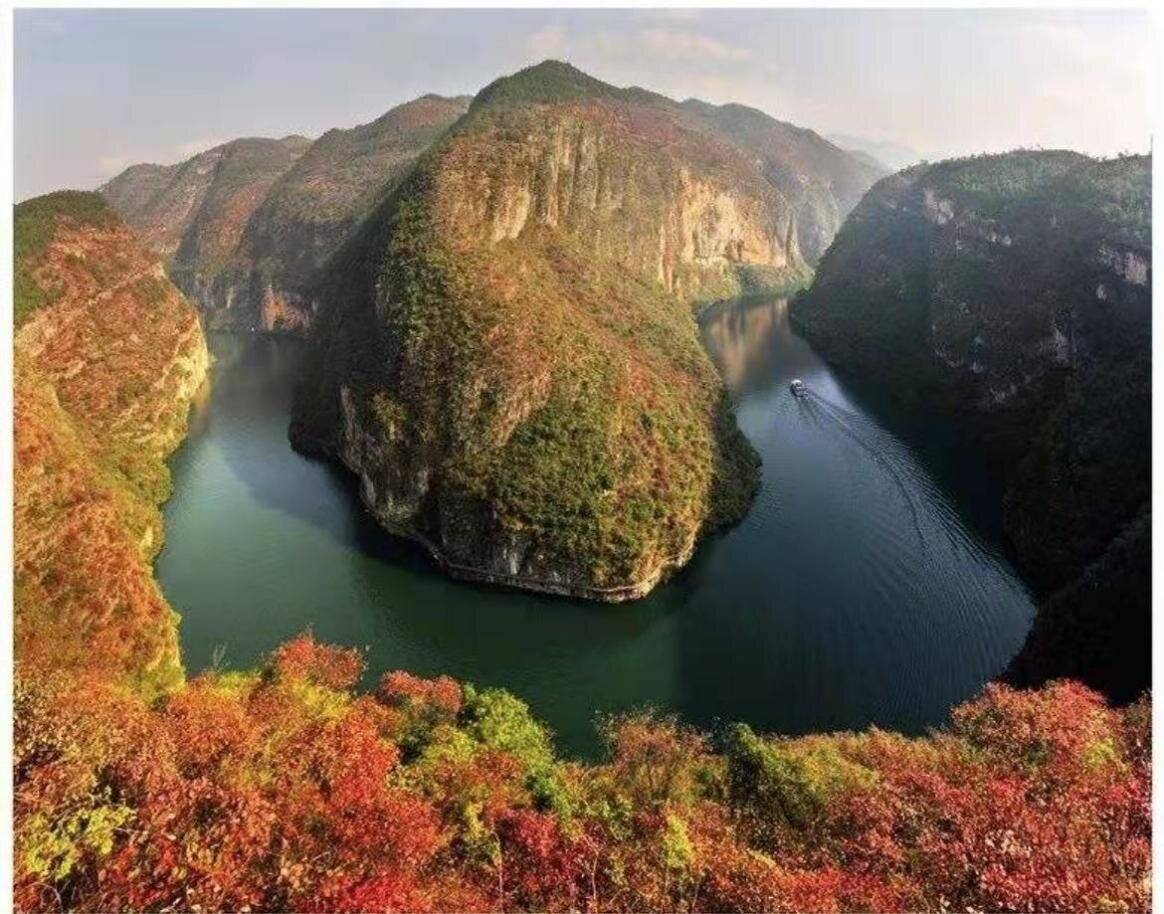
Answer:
159, 302, 1034, 757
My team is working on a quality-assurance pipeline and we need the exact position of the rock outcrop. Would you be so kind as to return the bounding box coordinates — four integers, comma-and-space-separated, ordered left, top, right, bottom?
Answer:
14, 191, 209, 693
791, 151, 1151, 700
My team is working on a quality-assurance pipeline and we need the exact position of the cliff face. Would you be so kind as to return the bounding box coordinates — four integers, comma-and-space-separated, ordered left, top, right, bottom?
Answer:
101, 135, 310, 330
101, 135, 309, 261
100, 97, 468, 332
13, 192, 209, 693
683, 101, 886, 265
291, 62, 878, 599
791, 151, 1151, 700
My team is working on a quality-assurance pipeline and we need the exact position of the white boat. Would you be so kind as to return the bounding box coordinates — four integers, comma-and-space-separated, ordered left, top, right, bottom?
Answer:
790, 378, 807, 398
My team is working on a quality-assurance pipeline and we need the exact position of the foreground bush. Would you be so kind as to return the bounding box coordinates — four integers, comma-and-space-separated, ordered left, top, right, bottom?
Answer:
14, 635, 1149, 912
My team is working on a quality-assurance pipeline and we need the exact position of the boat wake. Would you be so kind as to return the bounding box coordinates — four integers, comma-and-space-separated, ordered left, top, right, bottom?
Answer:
797, 389, 928, 554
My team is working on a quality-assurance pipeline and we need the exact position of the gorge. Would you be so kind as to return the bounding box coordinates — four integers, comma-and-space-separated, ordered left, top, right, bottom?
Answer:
13, 59, 1152, 914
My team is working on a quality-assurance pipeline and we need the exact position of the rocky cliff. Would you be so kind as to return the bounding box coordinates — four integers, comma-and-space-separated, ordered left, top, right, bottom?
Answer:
13, 191, 209, 693
791, 151, 1151, 699
100, 97, 468, 331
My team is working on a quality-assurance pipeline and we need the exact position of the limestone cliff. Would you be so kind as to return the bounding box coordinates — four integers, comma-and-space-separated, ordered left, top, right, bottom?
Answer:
101, 136, 310, 330
292, 61, 890, 599
14, 192, 209, 692
791, 151, 1151, 699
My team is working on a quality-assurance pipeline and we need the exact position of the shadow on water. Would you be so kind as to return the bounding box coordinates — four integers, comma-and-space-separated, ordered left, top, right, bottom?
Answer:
160, 310, 1035, 758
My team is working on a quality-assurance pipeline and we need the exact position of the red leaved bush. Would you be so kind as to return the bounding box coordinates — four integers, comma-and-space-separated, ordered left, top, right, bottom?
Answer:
14, 636, 1151, 913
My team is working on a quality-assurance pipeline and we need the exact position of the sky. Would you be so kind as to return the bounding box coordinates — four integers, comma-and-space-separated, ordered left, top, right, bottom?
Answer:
14, 8, 1156, 201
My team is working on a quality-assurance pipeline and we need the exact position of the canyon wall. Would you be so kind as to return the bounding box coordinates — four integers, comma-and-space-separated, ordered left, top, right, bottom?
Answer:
792, 151, 1151, 699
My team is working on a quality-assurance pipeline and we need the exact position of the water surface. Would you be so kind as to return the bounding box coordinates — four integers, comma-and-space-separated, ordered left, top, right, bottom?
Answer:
159, 298, 1034, 756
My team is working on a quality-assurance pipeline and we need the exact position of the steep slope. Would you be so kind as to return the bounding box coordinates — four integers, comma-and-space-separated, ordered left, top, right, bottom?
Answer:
791, 151, 1151, 699
13, 191, 209, 693
293, 61, 891, 598
684, 100, 887, 263
218, 94, 470, 331
101, 135, 310, 328
100, 135, 310, 261
100, 97, 469, 331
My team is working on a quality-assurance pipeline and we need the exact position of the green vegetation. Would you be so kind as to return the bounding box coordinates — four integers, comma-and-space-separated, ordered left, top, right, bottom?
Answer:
14, 191, 117, 327
931, 149, 1087, 219
468, 60, 623, 114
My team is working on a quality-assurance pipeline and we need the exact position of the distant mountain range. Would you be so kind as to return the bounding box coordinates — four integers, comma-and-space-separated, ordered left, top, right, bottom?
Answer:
827, 132, 923, 171
101, 96, 472, 331
102, 73, 884, 337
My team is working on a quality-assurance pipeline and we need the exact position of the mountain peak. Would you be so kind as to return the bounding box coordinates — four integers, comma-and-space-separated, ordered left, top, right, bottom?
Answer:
470, 59, 619, 113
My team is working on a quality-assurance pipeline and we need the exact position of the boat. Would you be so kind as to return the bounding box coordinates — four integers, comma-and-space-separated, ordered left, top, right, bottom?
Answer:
790, 378, 807, 398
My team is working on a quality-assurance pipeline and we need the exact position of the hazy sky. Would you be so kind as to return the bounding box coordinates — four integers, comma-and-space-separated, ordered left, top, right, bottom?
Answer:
15, 8, 1155, 201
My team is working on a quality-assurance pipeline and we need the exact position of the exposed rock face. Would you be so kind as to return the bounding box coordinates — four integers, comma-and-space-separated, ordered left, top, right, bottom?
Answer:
13, 192, 209, 693
683, 101, 887, 265
219, 94, 472, 332
100, 97, 469, 331
292, 61, 893, 600
792, 151, 1151, 700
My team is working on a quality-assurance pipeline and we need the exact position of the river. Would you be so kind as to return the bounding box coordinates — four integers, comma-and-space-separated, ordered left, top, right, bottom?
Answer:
158, 297, 1034, 757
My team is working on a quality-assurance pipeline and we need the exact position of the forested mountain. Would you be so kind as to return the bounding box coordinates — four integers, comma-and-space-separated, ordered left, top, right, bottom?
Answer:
291, 61, 885, 600
792, 151, 1151, 700
14, 191, 208, 690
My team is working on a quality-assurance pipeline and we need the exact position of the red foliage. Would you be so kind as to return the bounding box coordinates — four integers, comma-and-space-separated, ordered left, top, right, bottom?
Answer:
271, 633, 365, 690
13, 641, 1151, 914
379, 670, 463, 717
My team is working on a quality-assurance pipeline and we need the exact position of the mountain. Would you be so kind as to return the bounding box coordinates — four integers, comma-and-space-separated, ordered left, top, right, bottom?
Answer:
686, 102, 887, 263
791, 150, 1151, 700
289, 61, 883, 600
219, 94, 472, 331
100, 96, 470, 331
13, 191, 209, 692
827, 132, 923, 171
12, 171, 1150, 914
100, 135, 311, 282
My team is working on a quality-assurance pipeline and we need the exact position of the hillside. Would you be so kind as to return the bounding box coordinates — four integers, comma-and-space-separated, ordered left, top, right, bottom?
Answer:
290, 61, 885, 599
16, 635, 1150, 913
13, 191, 209, 692
683, 101, 886, 262
100, 134, 310, 268
100, 97, 469, 330
221, 94, 471, 331
791, 151, 1151, 700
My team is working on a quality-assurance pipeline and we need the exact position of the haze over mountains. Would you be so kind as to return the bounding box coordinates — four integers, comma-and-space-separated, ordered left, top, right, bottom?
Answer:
826, 133, 923, 171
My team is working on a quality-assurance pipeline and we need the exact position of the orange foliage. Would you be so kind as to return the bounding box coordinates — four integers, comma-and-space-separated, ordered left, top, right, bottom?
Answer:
13, 635, 1151, 913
